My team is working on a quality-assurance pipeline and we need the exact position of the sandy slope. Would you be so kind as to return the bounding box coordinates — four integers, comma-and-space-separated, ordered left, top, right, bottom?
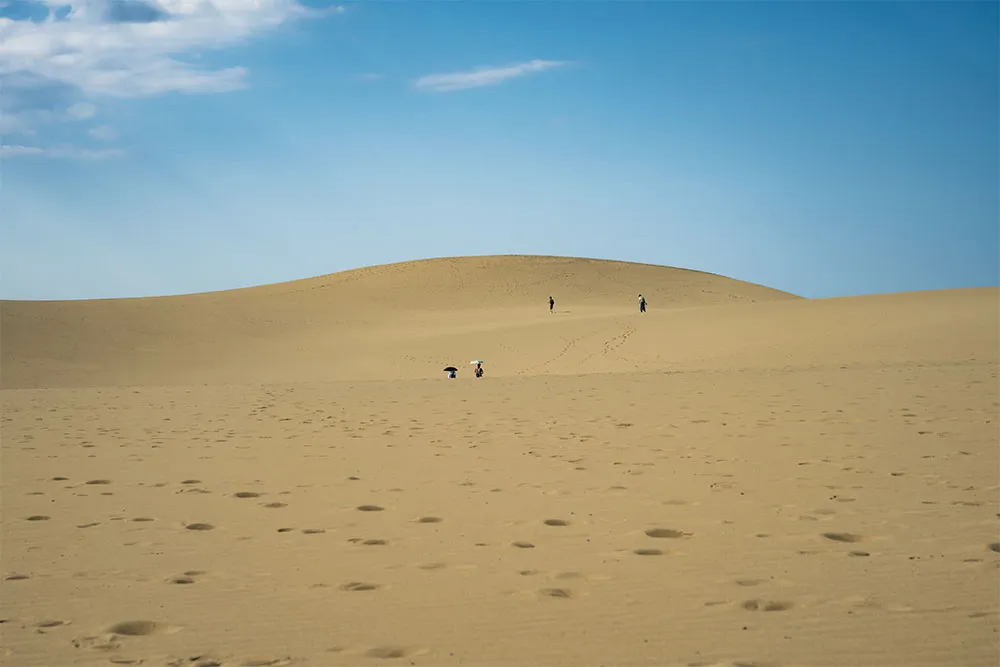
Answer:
1, 256, 997, 667
1, 255, 800, 389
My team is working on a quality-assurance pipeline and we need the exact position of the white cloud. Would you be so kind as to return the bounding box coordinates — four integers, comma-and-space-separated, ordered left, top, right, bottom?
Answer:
413, 59, 569, 93
0, 1, 343, 135
0, 143, 125, 160
67, 101, 97, 119
88, 124, 118, 140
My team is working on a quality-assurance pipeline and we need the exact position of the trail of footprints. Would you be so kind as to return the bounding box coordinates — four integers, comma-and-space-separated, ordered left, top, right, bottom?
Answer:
11, 463, 998, 663
15, 473, 714, 620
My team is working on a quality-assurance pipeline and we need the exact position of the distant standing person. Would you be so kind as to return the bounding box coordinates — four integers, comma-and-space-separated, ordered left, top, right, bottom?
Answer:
549, 296, 555, 314
638, 294, 646, 313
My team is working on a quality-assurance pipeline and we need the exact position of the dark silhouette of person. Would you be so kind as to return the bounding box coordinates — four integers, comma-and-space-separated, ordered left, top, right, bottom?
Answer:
549, 296, 555, 314
638, 294, 646, 313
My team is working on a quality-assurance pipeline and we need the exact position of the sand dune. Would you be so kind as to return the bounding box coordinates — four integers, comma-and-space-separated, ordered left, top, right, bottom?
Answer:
2, 255, 800, 389
2, 256, 997, 667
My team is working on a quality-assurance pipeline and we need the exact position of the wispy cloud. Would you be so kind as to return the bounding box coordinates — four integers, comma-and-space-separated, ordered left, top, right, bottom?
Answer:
0, 1, 342, 149
88, 124, 118, 140
413, 59, 570, 93
66, 101, 97, 119
0, 143, 125, 159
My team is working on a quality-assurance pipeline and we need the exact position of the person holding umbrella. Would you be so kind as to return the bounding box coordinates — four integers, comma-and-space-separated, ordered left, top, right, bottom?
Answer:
443, 366, 458, 378
470, 360, 484, 378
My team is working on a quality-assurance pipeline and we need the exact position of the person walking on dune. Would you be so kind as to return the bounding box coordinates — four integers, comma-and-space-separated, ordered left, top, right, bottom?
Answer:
638, 294, 646, 313
549, 296, 555, 314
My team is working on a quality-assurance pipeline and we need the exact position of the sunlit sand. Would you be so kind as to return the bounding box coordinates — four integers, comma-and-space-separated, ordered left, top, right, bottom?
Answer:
3, 256, 997, 667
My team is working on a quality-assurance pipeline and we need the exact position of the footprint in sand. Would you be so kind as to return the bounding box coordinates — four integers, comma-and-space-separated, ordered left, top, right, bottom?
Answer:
989, 543, 1000, 553
234, 492, 261, 499
634, 548, 664, 556
86, 480, 112, 485
357, 505, 384, 512
823, 532, 863, 543
185, 523, 215, 531
512, 541, 535, 549
741, 599, 793, 612
4, 574, 29, 581
735, 579, 765, 587
262, 502, 287, 509
106, 620, 174, 636
166, 657, 223, 667
341, 582, 380, 592
37, 620, 68, 629
366, 646, 417, 659
539, 588, 572, 598
544, 519, 570, 527
26, 515, 50, 521
417, 516, 442, 523
302, 529, 325, 535
645, 528, 685, 539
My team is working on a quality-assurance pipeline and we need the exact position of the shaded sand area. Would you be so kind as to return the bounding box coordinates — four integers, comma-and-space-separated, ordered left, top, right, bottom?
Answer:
2, 256, 998, 667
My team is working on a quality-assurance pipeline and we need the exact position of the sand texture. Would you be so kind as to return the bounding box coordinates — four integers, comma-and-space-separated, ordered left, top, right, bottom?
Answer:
2, 255, 998, 667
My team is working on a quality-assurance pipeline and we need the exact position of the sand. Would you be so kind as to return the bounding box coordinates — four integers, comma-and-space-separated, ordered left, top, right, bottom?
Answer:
2, 255, 997, 667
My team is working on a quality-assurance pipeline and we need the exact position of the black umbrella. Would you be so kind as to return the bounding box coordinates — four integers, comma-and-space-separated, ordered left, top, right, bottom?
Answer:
443, 366, 458, 372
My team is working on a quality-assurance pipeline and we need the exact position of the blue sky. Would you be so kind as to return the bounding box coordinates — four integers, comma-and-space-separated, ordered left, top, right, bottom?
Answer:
1, 0, 997, 300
